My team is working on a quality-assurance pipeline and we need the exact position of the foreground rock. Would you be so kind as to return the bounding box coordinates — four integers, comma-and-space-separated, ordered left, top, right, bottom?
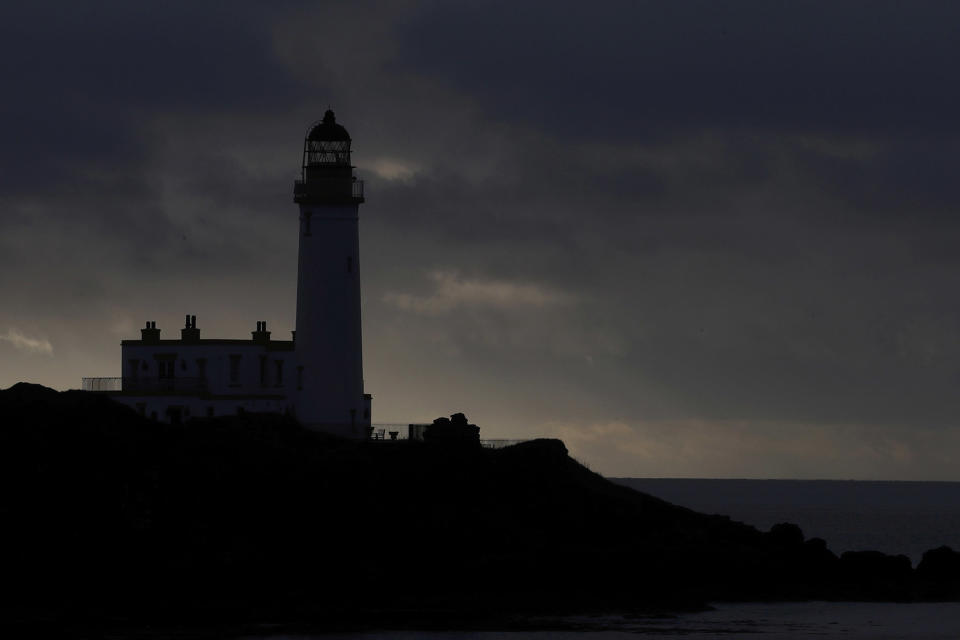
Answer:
0, 383, 958, 630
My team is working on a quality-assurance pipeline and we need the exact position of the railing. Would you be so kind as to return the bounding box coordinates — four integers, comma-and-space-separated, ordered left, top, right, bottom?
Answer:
366, 425, 530, 449
369, 423, 408, 441
293, 178, 364, 201
81, 377, 122, 392
480, 439, 531, 449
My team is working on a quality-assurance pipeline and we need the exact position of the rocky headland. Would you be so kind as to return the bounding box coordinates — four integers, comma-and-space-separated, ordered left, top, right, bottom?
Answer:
2, 382, 960, 633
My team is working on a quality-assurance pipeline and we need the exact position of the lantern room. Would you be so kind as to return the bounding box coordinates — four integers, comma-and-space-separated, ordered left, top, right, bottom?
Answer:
294, 109, 364, 204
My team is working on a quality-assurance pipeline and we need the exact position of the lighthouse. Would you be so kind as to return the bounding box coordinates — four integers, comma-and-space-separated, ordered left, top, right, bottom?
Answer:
292, 110, 371, 437
82, 110, 372, 437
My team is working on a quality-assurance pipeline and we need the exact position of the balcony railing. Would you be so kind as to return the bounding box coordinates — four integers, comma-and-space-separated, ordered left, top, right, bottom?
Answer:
293, 178, 364, 202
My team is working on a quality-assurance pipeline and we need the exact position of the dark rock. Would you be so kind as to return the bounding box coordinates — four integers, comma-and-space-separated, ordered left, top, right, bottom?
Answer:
918, 546, 960, 581
423, 412, 481, 446
767, 522, 805, 547
917, 546, 960, 599
838, 550, 913, 600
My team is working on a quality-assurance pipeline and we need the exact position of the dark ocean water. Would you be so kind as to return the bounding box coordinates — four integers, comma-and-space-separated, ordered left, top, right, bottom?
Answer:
611, 478, 960, 563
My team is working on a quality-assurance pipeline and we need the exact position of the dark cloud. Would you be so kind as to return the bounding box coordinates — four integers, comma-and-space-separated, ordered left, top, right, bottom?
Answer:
401, 1, 960, 138
0, 1, 305, 196
4, 1, 960, 478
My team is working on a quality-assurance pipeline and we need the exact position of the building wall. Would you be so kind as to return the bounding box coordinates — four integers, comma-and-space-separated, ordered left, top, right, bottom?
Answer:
117, 394, 288, 423
113, 341, 295, 422
294, 202, 369, 436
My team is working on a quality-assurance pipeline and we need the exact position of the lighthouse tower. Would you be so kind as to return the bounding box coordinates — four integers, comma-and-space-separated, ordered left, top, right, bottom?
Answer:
293, 110, 371, 437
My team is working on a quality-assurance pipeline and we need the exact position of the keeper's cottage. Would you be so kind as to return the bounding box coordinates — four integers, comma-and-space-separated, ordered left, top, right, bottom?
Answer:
83, 111, 372, 438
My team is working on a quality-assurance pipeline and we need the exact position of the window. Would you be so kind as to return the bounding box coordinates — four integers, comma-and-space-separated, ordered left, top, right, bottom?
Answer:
158, 360, 175, 379
128, 359, 140, 380
196, 358, 207, 380
229, 355, 242, 385
259, 355, 267, 387
347, 256, 353, 273
180, 360, 187, 371
275, 360, 284, 386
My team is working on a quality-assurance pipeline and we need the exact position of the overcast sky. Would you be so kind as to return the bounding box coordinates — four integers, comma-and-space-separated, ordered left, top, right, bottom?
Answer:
5, 1, 960, 478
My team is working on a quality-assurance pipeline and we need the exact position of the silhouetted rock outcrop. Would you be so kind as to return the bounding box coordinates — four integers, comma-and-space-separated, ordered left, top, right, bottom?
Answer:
838, 550, 914, 600
917, 546, 960, 599
767, 522, 805, 547
423, 412, 481, 446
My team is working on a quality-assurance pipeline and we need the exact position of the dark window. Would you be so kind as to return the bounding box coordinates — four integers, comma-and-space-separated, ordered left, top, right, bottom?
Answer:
363, 409, 370, 419
129, 359, 140, 380
141, 361, 148, 371
275, 360, 283, 385
229, 355, 242, 384
350, 408, 357, 425
303, 213, 312, 236
347, 256, 353, 273
150, 411, 157, 420
259, 355, 267, 387
180, 360, 187, 371
197, 358, 207, 380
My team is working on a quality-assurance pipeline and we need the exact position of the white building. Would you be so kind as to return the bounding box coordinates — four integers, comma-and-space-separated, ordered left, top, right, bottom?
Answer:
84, 110, 373, 438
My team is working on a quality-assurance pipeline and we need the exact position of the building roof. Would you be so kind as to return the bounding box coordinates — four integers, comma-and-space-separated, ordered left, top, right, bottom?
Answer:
121, 339, 295, 351
307, 109, 351, 142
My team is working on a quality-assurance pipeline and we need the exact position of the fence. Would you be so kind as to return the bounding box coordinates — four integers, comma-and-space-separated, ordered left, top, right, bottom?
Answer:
480, 439, 530, 449
81, 377, 122, 392
368, 424, 530, 449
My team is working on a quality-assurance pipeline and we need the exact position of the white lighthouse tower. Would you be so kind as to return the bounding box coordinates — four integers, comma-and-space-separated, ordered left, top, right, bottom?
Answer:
292, 110, 371, 437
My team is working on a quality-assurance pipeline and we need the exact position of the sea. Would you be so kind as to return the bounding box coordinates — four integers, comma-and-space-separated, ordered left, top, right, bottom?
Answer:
248, 479, 960, 639
612, 478, 960, 564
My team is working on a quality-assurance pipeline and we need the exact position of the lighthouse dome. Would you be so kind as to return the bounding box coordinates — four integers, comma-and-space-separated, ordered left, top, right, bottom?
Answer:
307, 109, 351, 142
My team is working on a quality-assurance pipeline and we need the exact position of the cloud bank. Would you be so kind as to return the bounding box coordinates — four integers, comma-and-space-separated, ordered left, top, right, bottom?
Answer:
4, 1, 960, 478
0, 329, 53, 356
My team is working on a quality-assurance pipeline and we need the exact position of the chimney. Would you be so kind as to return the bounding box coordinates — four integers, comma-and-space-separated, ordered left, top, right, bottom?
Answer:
252, 320, 271, 344
181, 314, 201, 342
141, 321, 161, 343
